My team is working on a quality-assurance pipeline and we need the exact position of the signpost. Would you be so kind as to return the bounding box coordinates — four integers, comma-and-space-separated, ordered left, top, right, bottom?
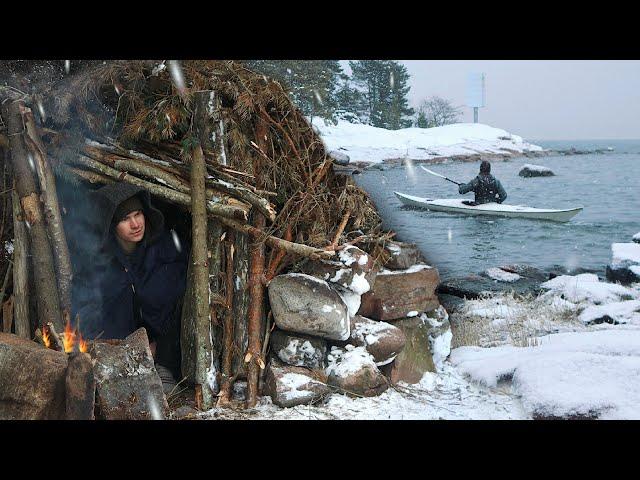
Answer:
466, 72, 485, 123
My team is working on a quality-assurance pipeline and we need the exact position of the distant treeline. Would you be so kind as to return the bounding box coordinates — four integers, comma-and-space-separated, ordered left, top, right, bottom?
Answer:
242, 60, 415, 129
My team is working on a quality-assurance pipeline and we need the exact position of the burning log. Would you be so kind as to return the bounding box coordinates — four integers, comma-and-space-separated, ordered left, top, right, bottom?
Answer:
1, 99, 63, 331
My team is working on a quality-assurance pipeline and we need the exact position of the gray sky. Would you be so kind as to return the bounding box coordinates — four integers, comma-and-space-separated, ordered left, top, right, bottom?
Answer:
400, 60, 640, 140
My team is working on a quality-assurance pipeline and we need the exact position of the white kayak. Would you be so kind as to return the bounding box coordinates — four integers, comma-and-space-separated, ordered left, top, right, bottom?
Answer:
394, 192, 583, 222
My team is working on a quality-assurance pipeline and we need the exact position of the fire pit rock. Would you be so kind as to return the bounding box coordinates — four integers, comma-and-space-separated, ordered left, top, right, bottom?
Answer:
91, 328, 169, 420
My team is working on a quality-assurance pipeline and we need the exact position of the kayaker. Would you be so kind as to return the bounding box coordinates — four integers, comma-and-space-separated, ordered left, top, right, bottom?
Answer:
458, 161, 507, 204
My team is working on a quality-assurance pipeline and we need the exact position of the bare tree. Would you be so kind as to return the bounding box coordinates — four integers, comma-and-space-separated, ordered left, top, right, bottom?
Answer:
415, 96, 462, 128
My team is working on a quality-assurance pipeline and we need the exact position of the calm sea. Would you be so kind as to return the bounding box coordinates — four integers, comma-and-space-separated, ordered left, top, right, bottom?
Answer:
354, 139, 640, 280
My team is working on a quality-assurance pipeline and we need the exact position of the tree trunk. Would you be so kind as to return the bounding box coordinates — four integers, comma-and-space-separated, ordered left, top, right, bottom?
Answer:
1, 99, 63, 332
179, 254, 196, 384
207, 219, 223, 395
245, 212, 266, 407
217, 231, 235, 406
191, 91, 214, 411
23, 108, 73, 323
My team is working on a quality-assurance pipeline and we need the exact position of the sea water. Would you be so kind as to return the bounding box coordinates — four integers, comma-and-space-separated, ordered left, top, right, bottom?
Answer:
353, 139, 640, 280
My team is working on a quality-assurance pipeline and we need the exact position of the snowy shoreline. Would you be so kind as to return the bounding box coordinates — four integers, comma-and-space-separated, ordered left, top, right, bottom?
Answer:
314, 121, 546, 166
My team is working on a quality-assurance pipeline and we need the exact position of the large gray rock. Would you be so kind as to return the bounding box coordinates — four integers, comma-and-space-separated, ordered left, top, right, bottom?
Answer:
268, 273, 350, 341
438, 266, 545, 299
349, 315, 405, 366
264, 361, 332, 408
606, 262, 640, 285
325, 345, 388, 397
359, 264, 440, 320
269, 330, 327, 369
519, 164, 555, 177
302, 246, 376, 295
329, 150, 350, 166
92, 328, 169, 420
383, 241, 427, 270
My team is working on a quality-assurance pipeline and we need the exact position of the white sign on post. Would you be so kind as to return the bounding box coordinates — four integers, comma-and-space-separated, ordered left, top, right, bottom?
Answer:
466, 72, 486, 108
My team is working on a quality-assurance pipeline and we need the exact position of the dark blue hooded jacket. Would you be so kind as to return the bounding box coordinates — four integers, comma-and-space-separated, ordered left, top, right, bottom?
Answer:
72, 183, 188, 341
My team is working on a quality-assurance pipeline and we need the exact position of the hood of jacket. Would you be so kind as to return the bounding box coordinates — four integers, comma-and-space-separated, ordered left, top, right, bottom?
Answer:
91, 182, 165, 249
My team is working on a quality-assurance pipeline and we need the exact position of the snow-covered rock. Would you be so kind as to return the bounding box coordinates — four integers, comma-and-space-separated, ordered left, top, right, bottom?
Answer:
611, 243, 640, 266
269, 331, 327, 369
540, 273, 635, 304
485, 267, 521, 283
382, 241, 427, 270
518, 164, 555, 177
606, 243, 640, 285
578, 300, 640, 325
314, 121, 544, 165
268, 273, 350, 341
450, 329, 640, 419
633, 232, 640, 244
328, 150, 350, 166
349, 316, 406, 366
325, 345, 388, 397
264, 362, 331, 408
303, 246, 376, 295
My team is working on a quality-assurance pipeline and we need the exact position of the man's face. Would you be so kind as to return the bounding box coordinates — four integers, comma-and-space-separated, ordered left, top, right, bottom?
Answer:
115, 210, 145, 244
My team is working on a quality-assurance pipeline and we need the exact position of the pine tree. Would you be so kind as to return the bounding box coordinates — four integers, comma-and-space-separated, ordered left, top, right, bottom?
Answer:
350, 60, 414, 129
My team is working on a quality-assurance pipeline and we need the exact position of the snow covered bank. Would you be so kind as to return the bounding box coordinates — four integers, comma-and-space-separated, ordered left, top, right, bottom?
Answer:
314, 121, 545, 165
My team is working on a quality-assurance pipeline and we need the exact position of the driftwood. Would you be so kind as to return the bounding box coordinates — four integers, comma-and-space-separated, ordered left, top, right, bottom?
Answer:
1, 99, 63, 331
232, 230, 249, 380
23, 108, 73, 323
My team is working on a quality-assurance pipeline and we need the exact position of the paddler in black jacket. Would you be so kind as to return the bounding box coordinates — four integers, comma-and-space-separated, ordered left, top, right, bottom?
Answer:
458, 160, 508, 205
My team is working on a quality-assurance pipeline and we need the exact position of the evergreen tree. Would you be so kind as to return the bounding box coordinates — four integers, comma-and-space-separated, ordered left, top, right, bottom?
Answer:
350, 60, 414, 129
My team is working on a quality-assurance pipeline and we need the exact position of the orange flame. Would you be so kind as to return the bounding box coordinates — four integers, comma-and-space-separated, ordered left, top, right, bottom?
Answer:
42, 325, 51, 349
63, 318, 76, 353
78, 330, 88, 353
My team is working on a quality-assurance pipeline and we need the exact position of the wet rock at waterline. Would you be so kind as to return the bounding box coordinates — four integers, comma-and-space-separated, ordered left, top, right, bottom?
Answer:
519, 164, 555, 177
326, 345, 389, 397
264, 361, 331, 408
268, 273, 350, 341
349, 315, 406, 366
438, 270, 544, 300
606, 263, 640, 285
92, 328, 169, 420
358, 264, 440, 321
328, 150, 350, 166
269, 330, 327, 369
383, 241, 428, 270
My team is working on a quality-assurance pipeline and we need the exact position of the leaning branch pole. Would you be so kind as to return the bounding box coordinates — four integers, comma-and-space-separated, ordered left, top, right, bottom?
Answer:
1, 99, 63, 331
192, 91, 215, 411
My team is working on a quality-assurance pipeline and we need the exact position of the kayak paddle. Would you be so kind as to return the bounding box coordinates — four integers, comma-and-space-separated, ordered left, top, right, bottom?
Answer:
420, 165, 463, 186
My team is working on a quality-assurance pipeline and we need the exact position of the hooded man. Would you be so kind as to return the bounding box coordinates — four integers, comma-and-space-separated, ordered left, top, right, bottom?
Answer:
458, 160, 508, 205
72, 182, 188, 393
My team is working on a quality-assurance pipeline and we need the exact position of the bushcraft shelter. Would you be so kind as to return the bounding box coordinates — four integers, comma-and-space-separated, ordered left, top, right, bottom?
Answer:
0, 60, 390, 412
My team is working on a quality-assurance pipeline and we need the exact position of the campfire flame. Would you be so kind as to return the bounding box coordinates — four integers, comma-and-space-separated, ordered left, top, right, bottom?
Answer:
62, 318, 76, 353
78, 331, 88, 353
42, 325, 51, 349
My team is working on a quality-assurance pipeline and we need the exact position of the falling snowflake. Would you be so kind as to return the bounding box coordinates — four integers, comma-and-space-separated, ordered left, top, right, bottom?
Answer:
64, 60, 70, 74
313, 90, 324, 106
27, 153, 36, 172
171, 230, 182, 253
389, 71, 395, 89
36, 99, 46, 122
168, 60, 186, 95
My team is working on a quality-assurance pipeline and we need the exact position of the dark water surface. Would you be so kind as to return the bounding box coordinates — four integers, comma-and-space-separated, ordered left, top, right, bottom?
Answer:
354, 143, 640, 280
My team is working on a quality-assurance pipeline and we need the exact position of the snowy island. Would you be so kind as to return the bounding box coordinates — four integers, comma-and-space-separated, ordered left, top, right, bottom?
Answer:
313, 121, 546, 166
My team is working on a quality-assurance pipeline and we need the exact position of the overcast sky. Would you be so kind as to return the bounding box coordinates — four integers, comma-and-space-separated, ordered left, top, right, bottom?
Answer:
397, 60, 640, 140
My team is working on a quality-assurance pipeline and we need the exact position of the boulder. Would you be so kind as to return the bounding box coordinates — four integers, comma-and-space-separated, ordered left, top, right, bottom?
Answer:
383, 241, 427, 270
65, 352, 96, 420
519, 164, 555, 177
437, 294, 466, 314
328, 150, 350, 166
381, 307, 452, 385
633, 232, 640, 244
92, 328, 169, 420
349, 315, 405, 366
268, 273, 350, 341
606, 263, 640, 285
302, 246, 376, 295
326, 345, 388, 397
438, 270, 543, 299
358, 264, 440, 321
264, 361, 332, 408
269, 330, 327, 369
0, 333, 68, 419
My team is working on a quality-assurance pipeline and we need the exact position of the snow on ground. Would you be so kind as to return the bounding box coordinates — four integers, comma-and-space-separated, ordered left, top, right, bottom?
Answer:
612, 242, 640, 265
313, 121, 544, 164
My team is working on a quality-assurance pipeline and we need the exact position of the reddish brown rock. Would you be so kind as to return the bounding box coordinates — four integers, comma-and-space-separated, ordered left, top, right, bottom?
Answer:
0, 332, 68, 419
358, 264, 440, 321
349, 315, 406, 366
383, 241, 427, 270
325, 345, 389, 397
303, 246, 377, 295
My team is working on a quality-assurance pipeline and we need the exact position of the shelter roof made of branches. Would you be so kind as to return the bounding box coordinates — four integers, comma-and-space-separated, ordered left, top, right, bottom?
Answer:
30, 60, 383, 249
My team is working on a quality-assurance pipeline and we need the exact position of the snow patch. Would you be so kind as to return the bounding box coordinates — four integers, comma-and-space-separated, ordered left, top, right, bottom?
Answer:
485, 267, 521, 283
379, 264, 432, 275
612, 243, 640, 266
326, 346, 377, 378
